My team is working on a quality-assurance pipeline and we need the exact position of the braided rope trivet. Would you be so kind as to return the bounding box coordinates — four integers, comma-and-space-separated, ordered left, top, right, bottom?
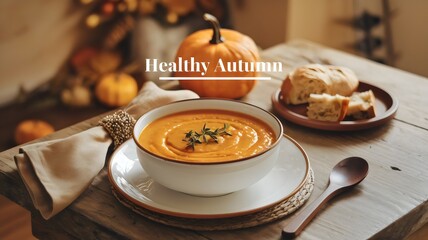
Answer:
112, 168, 314, 231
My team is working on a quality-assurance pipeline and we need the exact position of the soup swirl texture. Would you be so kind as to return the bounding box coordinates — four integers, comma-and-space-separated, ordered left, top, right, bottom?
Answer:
138, 110, 276, 163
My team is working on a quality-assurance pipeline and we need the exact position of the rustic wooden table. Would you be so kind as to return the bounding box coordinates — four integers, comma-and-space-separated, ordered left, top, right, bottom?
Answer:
1, 40, 428, 239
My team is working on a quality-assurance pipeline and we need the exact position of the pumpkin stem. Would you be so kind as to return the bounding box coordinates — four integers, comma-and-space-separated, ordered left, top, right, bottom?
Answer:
203, 13, 223, 44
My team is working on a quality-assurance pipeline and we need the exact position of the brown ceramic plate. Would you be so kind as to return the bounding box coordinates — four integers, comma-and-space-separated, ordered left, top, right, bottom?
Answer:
271, 82, 399, 131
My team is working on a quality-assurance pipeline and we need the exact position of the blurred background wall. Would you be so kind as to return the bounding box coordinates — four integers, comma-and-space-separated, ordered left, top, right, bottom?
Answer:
238, 0, 428, 77
0, 0, 88, 105
229, 0, 287, 49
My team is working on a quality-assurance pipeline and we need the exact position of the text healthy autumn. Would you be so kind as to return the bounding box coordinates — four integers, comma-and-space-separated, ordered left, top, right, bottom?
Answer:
145, 57, 283, 77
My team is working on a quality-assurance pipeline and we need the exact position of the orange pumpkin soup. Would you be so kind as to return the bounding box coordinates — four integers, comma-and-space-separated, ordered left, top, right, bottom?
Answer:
138, 110, 275, 163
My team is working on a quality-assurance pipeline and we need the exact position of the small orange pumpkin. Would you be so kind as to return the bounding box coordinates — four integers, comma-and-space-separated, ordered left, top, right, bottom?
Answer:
175, 13, 259, 99
15, 120, 55, 145
95, 73, 138, 107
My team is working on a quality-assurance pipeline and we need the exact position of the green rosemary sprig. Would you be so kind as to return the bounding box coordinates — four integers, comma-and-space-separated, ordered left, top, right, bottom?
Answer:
183, 123, 232, 150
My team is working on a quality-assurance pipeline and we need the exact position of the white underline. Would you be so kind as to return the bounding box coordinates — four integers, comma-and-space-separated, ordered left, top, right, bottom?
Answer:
159, 77, 271, 81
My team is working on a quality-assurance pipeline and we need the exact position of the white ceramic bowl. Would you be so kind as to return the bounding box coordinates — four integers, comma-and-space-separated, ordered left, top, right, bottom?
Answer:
133, 99, 284, 196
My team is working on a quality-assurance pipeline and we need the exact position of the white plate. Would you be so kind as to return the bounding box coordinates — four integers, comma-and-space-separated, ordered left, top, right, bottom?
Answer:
108, 135, 310, 219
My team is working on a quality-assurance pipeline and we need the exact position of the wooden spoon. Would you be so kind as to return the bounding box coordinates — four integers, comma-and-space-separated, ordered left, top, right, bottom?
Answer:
282, 157, 369, 239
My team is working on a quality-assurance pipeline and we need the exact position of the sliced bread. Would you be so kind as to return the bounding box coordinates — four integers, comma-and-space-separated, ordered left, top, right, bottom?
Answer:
307, 93, 350, 122
347, 90, 376, 119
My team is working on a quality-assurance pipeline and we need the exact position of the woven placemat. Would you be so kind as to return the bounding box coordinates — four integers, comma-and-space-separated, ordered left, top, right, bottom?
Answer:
112, 168, 314, 231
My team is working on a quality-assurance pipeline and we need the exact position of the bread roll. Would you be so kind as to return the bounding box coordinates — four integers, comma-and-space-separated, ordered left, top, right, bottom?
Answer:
307, 93, 350, 122
281, 64, 359, 105
327, 65, 359, 95
347, 90, 376, 119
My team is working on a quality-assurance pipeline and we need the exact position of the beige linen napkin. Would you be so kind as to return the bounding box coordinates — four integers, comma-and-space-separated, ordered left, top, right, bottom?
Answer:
14, 81, 198, 219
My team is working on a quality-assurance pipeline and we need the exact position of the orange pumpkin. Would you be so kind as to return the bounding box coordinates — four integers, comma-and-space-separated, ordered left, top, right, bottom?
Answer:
15, 120, 55, 145
95, 73, 138, 107
175, 13, 259, 99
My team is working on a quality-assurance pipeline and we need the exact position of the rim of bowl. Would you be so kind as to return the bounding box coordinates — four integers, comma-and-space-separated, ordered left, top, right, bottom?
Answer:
132, 98, 284, 165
